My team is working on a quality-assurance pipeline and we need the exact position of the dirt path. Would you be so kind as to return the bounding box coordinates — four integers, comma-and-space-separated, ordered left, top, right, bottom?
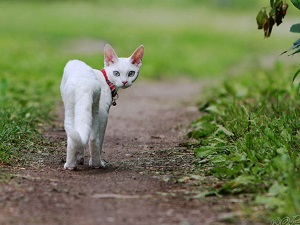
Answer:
0, 80, 234, 225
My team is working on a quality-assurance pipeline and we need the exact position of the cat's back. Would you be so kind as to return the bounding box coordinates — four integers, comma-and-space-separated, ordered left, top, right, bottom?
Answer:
61, 60, 101, 93
63, 60, 93, 80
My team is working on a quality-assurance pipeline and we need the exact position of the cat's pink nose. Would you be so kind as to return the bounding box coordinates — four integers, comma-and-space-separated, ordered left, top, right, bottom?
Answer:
122, 81, 128, 85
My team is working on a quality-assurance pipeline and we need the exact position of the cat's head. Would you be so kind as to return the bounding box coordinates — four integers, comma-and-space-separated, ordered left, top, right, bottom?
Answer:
103, 44, 144, 89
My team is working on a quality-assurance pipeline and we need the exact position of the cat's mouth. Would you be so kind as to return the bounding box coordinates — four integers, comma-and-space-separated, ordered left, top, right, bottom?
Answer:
121, 84, 131, 89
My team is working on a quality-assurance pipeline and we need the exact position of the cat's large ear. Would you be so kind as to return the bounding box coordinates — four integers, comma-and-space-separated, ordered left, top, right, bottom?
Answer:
104, 44, 119, 67
130, 45, 144, 67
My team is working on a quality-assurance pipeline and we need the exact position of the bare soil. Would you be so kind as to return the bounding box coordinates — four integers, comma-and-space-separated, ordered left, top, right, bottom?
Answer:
0, 80, 245, 225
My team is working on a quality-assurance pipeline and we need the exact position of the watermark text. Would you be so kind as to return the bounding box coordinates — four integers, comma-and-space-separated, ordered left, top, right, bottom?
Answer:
271, 215, 300, 225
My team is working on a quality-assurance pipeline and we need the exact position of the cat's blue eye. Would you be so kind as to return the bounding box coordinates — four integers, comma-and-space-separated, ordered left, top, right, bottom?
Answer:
128, 71, 135, 77
113, 71, 120, 77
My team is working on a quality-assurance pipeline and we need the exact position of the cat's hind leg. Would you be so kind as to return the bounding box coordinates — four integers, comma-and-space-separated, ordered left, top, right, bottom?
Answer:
64, 93, 93, 170
65, 130, 82, 170
64, 101, 82, 170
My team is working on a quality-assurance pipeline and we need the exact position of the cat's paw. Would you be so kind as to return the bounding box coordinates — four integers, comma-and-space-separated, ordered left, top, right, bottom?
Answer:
64, 163, 78, 171
89, 159, 108, 168
99, 159, 108, 168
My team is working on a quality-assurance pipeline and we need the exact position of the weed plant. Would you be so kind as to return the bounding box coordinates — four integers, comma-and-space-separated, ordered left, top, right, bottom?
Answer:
0, 1, 294, 164
189, 65, 300, 218
0, 77, 54, 164
0, 0, 281, 164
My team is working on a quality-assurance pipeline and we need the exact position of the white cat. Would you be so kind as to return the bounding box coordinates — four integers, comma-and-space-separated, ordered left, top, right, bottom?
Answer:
60, 44, 144, 170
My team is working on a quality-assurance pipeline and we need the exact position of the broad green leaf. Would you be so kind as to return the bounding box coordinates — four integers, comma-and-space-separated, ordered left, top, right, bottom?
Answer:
270, 0, 274, 8
256, 8, 268, 29
195, 146, 215, 158
291, 0, 300, 10
211, 155, 226, 163
290, 24, 300, 33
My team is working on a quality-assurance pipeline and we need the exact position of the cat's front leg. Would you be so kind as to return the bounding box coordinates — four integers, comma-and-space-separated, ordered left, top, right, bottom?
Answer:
89, 103, 109, 168
89, 138, 107, 168
89, 138, 108, 168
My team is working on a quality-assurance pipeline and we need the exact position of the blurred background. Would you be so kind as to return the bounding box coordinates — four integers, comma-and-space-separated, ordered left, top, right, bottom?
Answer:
0, 0, 298, 114
2, 0, 299, 218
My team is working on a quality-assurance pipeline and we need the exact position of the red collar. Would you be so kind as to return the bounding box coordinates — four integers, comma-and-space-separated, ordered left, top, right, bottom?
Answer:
101, 69, 118, 106
101, 69, 118, 98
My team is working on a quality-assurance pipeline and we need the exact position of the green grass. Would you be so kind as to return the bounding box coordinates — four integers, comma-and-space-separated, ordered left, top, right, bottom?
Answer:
1, 0, 299, 221
0, 0, 293, 79
0, 77, 53, 163
0, 0, 298, 191
189, 64, 300, 220
0, 0, 265, 163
